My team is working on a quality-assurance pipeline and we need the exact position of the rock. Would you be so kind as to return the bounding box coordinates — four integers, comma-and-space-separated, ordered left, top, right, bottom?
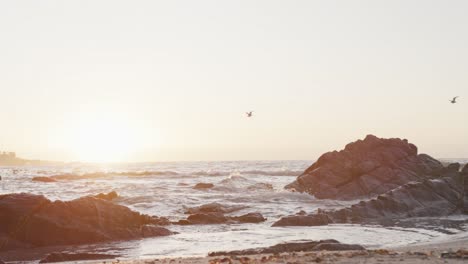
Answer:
184, 202, 247, 214
186, 212, 228, 224
32, 177, 57, 183
0, 259, 4, 264
231, 212, 266, 223
193, 183, 214, 189
312, 243, 365, 251
272, 214, 332, 227
442, 163, 461, 178
208, 240, 365, 256
275, 176, 468, 227
176, 212, 266, 225
0, 193, 173, 251
39, 252, 118, 263
462, 164, 468, 175
441, 249, 468, 259
93, 191, 119, 201
286, 135, 445, 200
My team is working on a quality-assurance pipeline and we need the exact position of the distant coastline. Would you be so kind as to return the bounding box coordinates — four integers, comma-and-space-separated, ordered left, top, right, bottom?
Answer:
0, 151, 59, 166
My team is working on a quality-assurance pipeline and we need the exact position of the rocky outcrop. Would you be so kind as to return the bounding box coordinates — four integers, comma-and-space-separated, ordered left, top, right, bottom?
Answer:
0, 193, 173, 251
208, 240, 365, 256
32, 177, 57, 183
286, 135, 445, 200
175, 212, 266, 225
39, 252, 118, 263
274, 175, 468, 227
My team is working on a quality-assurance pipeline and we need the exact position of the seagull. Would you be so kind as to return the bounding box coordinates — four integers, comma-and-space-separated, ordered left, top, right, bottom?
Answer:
246, 111, 254, 117
450, 96, 459, 104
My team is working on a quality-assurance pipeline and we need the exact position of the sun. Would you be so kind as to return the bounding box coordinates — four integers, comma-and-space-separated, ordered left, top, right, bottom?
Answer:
67, 112, 138, 163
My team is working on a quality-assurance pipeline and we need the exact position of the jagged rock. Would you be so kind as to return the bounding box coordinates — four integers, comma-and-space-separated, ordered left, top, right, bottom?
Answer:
0, 193, 173, 251
286, 135, 445, 200
274, 176, 468, 227
184, 202, 247, 214
32, 177, 57, 183
93, 191, 119, 201
39, 252, 118, 263
193, 183, 214, 189
208, 240, 365, 256
175, 212, 266, 225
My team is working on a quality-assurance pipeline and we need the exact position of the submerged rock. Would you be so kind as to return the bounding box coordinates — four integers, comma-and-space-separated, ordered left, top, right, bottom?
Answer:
0, 193, 173, 251
208, 240, 365, 256
32, 177, 57, 183
286, 135, 445, 200
274, 175, 468, 227
39, 252, 118, 263
184, 202, 248, 214
193, 183, 214, 189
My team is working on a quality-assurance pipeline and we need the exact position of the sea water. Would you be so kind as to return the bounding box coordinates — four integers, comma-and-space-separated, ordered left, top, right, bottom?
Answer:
0, 160, 467, 261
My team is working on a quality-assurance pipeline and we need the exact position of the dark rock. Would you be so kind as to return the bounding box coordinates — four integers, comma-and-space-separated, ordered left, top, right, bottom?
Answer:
286, 135, 445, 200
446, 163, 461, 172
176, 212, 266, 225
443, 163, 461, 178
231, 212, 266, 223
93, 191, 119, 201
184, 202, 247, 214
32, 177, 57, 183
39, 252, 118, 263
275, 176, 468, 227
0, 193, 173, 251
272, 214, 332, 227
462, 164, 468, 176
193, 183, 214, 189
187, 212, 228, 224
208, 240, 365, 256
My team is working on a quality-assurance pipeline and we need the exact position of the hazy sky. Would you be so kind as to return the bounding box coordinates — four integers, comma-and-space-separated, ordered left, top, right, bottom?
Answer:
0, 0, 467, 162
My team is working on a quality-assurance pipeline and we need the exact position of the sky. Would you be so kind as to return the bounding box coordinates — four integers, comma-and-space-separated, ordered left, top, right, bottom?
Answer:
0, 0, 467, 162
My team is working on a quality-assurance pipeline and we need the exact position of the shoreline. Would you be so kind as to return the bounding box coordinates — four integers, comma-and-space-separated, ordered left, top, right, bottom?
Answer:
89, 236, 468, 264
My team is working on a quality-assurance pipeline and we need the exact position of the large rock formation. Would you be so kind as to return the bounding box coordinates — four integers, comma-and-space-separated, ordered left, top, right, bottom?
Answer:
274, 172, 468, 227
286, 135, 444, 200
0, 193, 172, 251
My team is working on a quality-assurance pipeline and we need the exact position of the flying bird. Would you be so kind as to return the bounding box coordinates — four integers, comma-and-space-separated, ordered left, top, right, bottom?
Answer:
246, 111, 254, 117
450, 96, 459, 104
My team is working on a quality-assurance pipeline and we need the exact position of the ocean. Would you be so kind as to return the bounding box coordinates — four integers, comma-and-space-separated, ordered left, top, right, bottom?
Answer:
1, 160, 467, 261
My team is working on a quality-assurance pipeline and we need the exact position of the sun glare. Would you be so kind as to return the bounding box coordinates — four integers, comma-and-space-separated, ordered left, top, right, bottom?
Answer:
67, 112, 139, 163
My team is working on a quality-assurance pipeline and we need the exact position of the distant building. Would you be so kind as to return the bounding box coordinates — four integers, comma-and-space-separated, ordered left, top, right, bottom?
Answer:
0, 151, 20, 165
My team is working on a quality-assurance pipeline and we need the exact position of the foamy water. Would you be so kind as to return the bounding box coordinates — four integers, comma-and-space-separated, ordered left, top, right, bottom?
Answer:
0, 160, 467, 261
